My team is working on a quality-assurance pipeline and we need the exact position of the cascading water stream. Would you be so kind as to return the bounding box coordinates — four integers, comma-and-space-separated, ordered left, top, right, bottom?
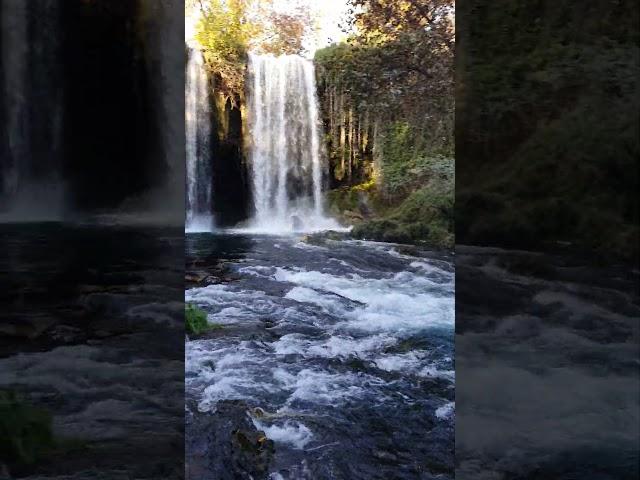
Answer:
246, 54, 337, 233
185, 47, 213, 231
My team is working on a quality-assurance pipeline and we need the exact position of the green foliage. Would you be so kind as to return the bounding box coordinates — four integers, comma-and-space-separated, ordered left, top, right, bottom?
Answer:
348, 0, 453, 46
253, 5, 312, 56
380, 122, 453, 196
352, 183, 454, 248
186, 304, 219, 336
0, 391, 54, 468
315, 34, 453, 131
342, 127, 454, 248
192, 0, 315, 100
194, 0, 255, 101
315, 1, 453, 196
326, 186, 365, 215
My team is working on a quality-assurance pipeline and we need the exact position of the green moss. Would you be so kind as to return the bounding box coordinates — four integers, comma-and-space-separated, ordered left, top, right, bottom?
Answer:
186, 304, 221, 336
352, 182, 454, 248
347, 132, 454, 248
326, 187, 361, 215
0, 390, 54, 468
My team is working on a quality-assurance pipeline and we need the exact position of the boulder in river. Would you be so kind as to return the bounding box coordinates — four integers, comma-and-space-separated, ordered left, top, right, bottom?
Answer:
186, 400, 274, 480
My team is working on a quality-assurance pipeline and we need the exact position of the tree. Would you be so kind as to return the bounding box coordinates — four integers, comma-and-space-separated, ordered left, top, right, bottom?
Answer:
190, 0, 316, 99
192, 0, 257, 101
347, 0, 454, 45
252, 6, 312, 55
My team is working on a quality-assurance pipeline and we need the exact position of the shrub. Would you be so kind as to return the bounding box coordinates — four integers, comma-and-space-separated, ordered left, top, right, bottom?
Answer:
186, 304, 214, 335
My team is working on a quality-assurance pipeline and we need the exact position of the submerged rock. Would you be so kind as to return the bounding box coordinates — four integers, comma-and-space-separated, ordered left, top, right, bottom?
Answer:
301, 230, 350, 246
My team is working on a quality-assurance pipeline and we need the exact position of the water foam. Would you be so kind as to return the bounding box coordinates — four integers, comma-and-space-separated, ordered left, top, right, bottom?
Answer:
253, 419, 313, 449
270, 266, 454, 333
185, 237, 455, 462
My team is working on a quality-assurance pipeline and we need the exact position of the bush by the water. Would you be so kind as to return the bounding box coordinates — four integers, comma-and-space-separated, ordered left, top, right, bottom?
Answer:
352, 181, 454, 248
184, 304, 209, 335
328, 121, 454, 248
186, 304, 216, 335
316, 15, 454, 250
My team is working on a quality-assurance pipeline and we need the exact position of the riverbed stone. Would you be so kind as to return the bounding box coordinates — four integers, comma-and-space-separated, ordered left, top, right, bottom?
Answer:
186, 400, 274, 480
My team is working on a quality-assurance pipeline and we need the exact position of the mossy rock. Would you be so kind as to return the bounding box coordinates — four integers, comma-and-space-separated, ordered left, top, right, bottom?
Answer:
351, 184, 454, 248
302, 231, 350, 246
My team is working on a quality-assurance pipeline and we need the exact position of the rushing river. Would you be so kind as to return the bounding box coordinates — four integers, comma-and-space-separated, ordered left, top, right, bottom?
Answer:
185, 233, 455, 479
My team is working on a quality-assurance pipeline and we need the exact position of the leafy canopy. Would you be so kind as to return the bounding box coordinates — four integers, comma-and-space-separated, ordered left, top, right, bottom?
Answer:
190, 0, 315, 99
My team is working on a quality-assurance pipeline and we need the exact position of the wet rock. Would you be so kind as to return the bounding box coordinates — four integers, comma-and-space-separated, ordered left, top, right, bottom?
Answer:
94, 330, 113, 339
186, 272, 229, 287
344, 357, 370, 373
0, 316, 56, 340
394, 244, 422, 257
202, 360, 216, 371
185, 271, 211, 283
261, 318, 277, 329
231, 428, 275, 478
497, 253, 557, 279
302, 230, 350, 246
186, 400, 274, 480
372, 449, 399, 464
253, 407, 266, 418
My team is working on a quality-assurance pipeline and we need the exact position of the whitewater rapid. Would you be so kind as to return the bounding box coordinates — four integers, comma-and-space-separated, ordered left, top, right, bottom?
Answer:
185, 234, 455, 478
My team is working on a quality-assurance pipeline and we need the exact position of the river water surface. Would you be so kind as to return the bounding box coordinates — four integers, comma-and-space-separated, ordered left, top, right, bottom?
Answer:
185, 233, 455, 479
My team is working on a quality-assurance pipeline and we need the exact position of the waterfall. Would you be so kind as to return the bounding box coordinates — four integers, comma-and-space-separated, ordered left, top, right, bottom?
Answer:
247, 54, 336, 233
185, 47, 213, 231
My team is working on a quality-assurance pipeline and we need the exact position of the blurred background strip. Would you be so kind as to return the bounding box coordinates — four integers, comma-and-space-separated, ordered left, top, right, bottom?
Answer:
0, 1, 185, 478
